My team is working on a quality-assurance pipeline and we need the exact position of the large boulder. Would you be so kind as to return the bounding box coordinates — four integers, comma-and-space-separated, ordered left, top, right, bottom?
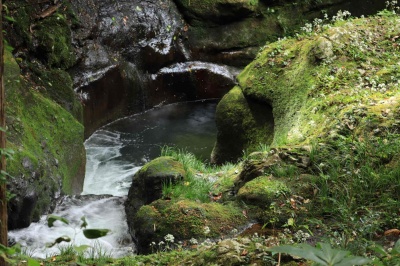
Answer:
212, 12, 400, 161
125, 156, 186, 214
125, 156, 186, 249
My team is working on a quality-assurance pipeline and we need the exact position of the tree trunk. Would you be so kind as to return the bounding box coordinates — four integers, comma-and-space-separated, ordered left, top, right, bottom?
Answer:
0, 0, 8, 264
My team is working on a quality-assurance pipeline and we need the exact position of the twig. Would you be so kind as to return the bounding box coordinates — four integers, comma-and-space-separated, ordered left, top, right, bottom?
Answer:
34, 3, 62, 19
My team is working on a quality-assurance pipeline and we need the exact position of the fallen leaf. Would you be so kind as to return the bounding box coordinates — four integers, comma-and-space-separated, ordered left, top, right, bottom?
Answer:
384, 229, 400, 236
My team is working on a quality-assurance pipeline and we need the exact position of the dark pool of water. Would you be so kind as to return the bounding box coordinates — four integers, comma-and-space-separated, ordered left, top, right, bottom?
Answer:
105, 100, 217, 163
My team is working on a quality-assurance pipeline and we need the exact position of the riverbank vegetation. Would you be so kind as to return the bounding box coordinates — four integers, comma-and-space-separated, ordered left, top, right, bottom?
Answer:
5, 3, 400, 266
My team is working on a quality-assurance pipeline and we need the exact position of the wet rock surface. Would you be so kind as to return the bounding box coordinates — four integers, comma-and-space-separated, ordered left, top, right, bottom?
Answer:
69, 0, 386, 134
69, 0, 239, 134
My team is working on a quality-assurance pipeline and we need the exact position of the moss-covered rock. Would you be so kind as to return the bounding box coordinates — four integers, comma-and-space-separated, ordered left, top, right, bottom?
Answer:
32, 16, 76, 69
125, 157, 187, 251
5, 50, 85, 229
126, 156, 186, 209
237, 175, 290, 207
32, 68, 83, 122
133, 199, 248, 253
211, 86, 274, 163
213, 13, 400, 162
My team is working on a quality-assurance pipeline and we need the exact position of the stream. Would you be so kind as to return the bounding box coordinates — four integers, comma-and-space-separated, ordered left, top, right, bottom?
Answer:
9, 100, 217, 258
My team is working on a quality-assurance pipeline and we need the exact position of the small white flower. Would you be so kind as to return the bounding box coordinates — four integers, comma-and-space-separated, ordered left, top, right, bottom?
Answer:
164, 234, 175, 243
203, 226, 210, 235
189, 238, 198, 245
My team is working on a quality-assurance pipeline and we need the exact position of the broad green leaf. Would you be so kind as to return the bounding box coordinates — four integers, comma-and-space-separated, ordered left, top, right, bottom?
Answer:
394, 239, 400, 253
47, 214, 69, 227
287, 218, 295, 227
268, 244, 327, 265
80, 216, 88, 228
335, 256, 372, 266
318, 242, 349, 264
83, 229, 110, 239
7, 243, 20, 255
27, 258, 41, 266
4, 16, 16, 22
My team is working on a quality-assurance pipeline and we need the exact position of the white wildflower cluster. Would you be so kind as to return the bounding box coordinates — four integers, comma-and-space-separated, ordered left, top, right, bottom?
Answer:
299, 12, 337, 36
164, 234, 175, 243
386, 0, 399, 12
203, 226, 210, 235
349, 35, 369, 55
231, 228, 238, 235
189, 237, 198, 245
300, 23, 313, 34
332, 10, 351, 22
356, 76, 391, 93
293, 230, 311, 243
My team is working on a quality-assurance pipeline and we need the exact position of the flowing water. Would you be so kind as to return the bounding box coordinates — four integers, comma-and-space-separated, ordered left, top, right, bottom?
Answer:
9, 100, 217, 258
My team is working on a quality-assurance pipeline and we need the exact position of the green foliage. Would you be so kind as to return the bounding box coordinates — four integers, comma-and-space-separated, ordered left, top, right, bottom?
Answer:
0, 244, 40, 266
46, 215, 110, 247
369, 239, 400, 265
82, 229, 110, 239
309, 131, 400, 248
47, 236, 71, 248
269, 242, 372, 266
160, 146, 214, 202
47, 214, 70, 227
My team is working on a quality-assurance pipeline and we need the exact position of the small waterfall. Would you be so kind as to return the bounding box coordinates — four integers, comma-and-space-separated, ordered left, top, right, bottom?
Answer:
83, 130, 141, 196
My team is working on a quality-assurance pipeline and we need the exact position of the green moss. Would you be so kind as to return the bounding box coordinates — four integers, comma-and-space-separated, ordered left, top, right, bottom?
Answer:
139, 156, 186, 178
135, 199, 247, 242
224, 14, 400, 151
10, 6, 32, 45
5, 50, 85, 220
33, 16, 76, 69
237, 175, 290, 206
238, 37, 315, 146
30, 68, 83, 122
212, 86, 274, 163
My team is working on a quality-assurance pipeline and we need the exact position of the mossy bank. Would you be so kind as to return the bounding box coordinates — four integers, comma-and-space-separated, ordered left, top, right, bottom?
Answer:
4, 0, 85, 229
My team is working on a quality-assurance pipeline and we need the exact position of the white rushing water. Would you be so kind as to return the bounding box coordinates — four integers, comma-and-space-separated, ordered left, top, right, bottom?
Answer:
82, 129, 141, 196
9, 130, 139, 259
9, 196, 134, 258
